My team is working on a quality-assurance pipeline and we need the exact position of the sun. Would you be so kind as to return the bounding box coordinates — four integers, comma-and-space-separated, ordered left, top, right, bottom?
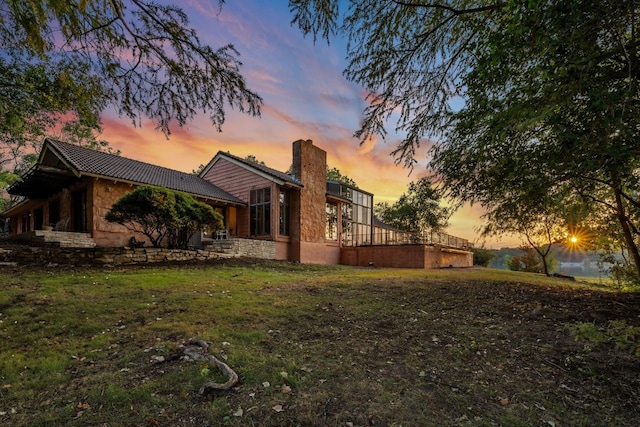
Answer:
565, 227, 594, 252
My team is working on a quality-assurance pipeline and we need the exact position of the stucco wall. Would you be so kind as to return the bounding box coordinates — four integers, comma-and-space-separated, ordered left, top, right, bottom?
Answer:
91, 180, 148, 247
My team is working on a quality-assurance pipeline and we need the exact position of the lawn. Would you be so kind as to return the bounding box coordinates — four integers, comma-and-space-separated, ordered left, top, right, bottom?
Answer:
0, 260, 639, 426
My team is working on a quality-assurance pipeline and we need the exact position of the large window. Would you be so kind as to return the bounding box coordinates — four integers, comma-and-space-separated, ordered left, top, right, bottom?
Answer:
279, 189, 290, 236
325, 202, 338, 240
326, 182, 373, 246
350, 189, 372, 245
250, 187, 271, 236
341, 203, 353, 246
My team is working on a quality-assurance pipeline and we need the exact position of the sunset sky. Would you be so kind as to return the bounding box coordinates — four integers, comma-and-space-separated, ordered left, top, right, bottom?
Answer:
99, 0, 518, 248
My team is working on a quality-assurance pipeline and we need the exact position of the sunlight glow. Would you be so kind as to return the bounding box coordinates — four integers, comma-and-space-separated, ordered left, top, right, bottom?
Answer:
565, 227, 594, 253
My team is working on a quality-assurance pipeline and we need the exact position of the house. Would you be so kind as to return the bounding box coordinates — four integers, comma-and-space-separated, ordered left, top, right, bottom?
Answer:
1, 138, 472, 267
1, 138, 246, 248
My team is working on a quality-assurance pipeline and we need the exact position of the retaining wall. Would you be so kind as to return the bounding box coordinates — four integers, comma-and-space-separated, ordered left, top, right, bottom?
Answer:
0, 246, 229, 267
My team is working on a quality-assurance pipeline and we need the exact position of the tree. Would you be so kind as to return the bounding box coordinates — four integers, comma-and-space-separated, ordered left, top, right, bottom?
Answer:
167, 191, 223, 249
471, 247, 496, 268
245, 155, 266, 166
507, 246, 558, 275
290, 1, 640, 279
326, 166, 357, 187
105, 186, 222, 248
0, 170, 19, 212
1, 0, 261, 163
374, 177, 450, 234
484, 201, 566, 277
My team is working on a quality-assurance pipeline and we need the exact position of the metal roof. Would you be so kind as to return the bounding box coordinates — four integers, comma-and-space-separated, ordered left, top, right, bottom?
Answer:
8, 139, 246, 205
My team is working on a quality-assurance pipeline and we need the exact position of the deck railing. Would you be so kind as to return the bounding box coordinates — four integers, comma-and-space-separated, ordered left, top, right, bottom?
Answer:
345, 229, 470, 250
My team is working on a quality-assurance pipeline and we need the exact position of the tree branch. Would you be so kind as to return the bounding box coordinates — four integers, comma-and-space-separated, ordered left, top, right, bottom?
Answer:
390, 1, 505, 16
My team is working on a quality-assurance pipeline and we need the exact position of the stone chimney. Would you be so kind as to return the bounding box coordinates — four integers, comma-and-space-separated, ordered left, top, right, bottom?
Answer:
290, 139, 327, 263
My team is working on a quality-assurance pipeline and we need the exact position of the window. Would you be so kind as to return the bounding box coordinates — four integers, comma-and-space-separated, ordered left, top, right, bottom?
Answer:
250, 187, 271, 236
279, 189, 290, 236
347, 189, 372, 246
326, 202, 338, 240
341, 203, 352, 246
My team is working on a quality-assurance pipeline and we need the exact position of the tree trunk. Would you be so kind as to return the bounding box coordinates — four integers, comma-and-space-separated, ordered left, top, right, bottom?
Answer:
613, 186, 640, 277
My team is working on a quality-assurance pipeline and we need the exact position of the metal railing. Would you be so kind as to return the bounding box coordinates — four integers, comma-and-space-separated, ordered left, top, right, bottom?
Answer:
349, 229, 470, 249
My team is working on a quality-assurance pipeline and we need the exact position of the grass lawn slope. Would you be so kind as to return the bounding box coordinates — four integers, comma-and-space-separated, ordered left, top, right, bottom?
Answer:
1, 260, 639, 426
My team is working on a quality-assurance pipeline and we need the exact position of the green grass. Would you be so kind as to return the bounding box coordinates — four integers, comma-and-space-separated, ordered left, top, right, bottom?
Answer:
0, 261, 638, 426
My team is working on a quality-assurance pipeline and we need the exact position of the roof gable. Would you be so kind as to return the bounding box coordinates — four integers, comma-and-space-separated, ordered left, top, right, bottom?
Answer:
9, 139, 245, 205
200, 151, 302, 188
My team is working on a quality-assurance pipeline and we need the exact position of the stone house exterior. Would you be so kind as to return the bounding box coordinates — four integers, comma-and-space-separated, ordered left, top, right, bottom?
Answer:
1, 139, 245, 248
1, 138, 472, 267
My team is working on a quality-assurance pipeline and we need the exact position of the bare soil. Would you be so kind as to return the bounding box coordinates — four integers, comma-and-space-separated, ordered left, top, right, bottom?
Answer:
141, 269, 640, 426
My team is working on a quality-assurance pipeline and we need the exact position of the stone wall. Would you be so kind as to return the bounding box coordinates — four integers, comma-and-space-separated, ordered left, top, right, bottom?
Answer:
0, 245, 230, 267
0, 238, 277, 267
291, 139, 329, 264
206, 238, 276, 259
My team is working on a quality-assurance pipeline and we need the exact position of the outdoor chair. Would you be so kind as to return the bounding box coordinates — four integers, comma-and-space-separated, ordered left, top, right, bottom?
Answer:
52, 218, 70, 231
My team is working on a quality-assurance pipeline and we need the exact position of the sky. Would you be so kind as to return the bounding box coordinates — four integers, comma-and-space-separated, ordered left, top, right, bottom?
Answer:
99, 0, 519, 249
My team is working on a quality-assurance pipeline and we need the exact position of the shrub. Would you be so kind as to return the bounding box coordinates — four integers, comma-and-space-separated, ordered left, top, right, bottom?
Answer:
471, 247, 496, 267
105, 186, 223, 248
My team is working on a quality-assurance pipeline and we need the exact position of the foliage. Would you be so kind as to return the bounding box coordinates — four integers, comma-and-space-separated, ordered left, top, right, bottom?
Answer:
571, 320, 640, 357
289, 1, 640, 281
603, 254, 640, 291
245, 155, 266, 166
507, 246, 557, 274
167, 191, 223, 249
1, 1, 259, 211
0, 0, 261, 165
471, 247, 496, 268
105, 186, 222, 248
0, 170, 19, 211
0, 57, 106, 170
482, 193, 568, 276
326, 166, 357, 187
374, 177, 450, 233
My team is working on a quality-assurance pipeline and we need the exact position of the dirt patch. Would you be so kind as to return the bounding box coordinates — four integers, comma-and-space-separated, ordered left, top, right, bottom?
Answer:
142, 276, 640, 426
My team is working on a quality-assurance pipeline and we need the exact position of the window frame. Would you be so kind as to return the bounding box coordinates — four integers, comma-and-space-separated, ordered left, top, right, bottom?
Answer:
250, 187, 271, 236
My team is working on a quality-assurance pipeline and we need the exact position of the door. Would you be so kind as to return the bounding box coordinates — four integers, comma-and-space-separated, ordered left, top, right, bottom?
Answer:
72, 189, 88, 232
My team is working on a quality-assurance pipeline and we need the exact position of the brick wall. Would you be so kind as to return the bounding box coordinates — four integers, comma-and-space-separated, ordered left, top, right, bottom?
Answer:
341, 245, 473, 268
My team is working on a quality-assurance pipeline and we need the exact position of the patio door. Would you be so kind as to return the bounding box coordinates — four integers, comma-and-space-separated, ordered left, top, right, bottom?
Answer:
72, 189, 88, 232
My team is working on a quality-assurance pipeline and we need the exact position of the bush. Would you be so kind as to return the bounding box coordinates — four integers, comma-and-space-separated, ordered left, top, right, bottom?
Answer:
507, 246, 543, 273
106, 186, 223, 248
472, 247, 496, 267
571, 320, 640, 356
